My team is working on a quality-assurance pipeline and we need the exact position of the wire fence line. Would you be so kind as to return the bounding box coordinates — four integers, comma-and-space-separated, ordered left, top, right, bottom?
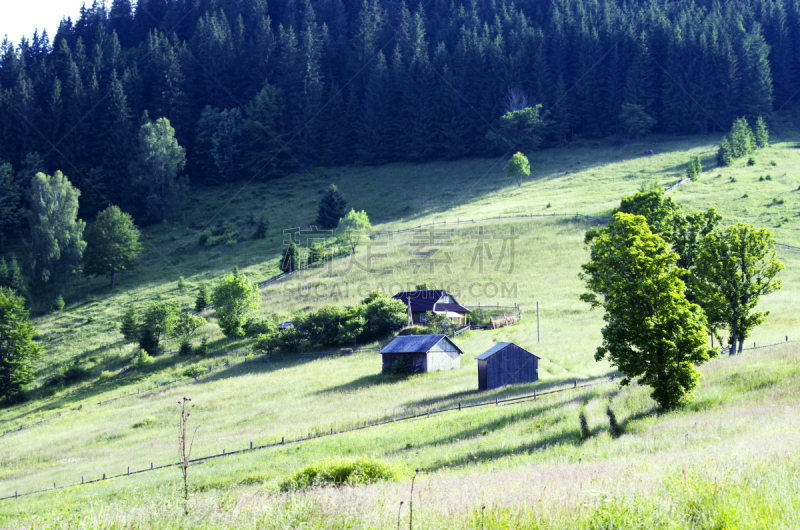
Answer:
0, 375, 616, 503
3, 336, 799, 502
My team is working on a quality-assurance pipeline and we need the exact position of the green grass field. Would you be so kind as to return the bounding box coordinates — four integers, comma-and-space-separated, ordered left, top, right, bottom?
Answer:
2, 129, 800, 528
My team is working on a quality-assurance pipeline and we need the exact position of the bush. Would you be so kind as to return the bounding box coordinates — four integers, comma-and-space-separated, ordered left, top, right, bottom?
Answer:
132, 417, 156, 429
177, 276, 187, 291
389, 354, 413, 374
747, 157, 756, 166
279, 458, 402, 491
53, 295, 65, 311
182, 365, 207, 379
132, 350, 153, 368
64, 364, 87, 383
399, 325, 428, 336
98, 370, 113, 380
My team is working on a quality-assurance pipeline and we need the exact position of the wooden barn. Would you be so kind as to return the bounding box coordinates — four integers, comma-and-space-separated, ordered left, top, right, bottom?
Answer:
392, 289, 471, 327
380, 334, 463, 373
476, 342, 539, 391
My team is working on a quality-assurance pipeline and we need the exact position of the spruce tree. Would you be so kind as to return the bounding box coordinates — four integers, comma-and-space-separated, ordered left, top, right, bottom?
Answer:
0, 287, 42, 400
754, 116, 769, 148
120, 305, 139, 342
315, 184, 347, 229
8, 257, 27, 299
194, 283, 210, 313
717, 138, 733, 167
280, 241, 299, 273
0, 160, 22, 252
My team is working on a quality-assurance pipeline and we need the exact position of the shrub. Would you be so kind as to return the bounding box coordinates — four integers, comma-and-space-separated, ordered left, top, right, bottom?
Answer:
63, 364, 87, 383
279, 458, 402, 491
546, 202, 552, 208
132, 350, 153, 368
132, 417, 156, 429
253, 216, 269, 239
182, 365, 207, 379
747, 157, 756, 166
98, 370, 113, 380
766, 174, 772, 181
759, 176, 765, 181
389, 355, 413, 374
399, 325, 429, 336
53, 295, 65, 311
177, 276, 187, 291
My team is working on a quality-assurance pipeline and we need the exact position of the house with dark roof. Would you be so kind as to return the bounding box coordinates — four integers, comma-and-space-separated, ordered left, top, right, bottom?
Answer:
380, 334, 463, 373
391, 289, 471, 327
476, 342, 539, 391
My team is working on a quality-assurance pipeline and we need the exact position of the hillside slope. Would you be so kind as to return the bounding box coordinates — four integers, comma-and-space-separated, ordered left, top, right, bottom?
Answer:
1, 134, 800, 526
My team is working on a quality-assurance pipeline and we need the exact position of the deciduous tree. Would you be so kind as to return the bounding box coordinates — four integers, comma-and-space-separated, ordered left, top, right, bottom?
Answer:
211, 270, 259, 338
692, 223, 783, 354
336, 209, 371, 254
580, 212, 714, 409
134, 117, 187, 222
504, 152, 530, 187
26, 171, 86, 302
83, 205, 142, 286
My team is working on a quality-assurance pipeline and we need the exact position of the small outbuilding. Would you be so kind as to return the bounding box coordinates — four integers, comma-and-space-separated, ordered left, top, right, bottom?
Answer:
476, 342, 539, 391
380, 334, 463, 373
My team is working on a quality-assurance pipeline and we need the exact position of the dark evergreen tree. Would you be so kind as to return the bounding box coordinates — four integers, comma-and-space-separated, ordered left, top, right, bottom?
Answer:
280, 241, 300, 273
315, 184, 347, 229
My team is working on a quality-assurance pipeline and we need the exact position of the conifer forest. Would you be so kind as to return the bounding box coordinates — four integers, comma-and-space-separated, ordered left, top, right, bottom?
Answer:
0, 0, 796, 224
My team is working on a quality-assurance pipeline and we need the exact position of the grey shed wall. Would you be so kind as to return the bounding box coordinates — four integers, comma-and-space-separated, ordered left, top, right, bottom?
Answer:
479, 344, 538, 390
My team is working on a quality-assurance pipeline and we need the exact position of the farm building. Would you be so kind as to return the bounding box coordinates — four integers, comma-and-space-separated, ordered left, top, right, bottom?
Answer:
380, 334, 463, 373
392, 289, 471, 326
476, 342, 539, 391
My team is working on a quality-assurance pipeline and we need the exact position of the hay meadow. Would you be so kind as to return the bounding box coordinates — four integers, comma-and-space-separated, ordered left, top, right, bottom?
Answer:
2, 131, 800, 528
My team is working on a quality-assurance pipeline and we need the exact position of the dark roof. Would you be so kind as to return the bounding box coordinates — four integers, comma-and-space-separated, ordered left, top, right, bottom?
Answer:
380, 334, 464, 354
475, 342, 539, 361
391, 290, 470, 314
434, 302, 471, 314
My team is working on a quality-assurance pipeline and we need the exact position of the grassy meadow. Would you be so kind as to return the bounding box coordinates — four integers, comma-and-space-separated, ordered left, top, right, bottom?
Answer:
1, 129, 800, 527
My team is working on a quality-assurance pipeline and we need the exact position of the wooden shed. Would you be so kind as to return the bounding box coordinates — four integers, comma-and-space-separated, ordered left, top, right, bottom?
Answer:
476, 342, 539, 391
380, 334, 463, 373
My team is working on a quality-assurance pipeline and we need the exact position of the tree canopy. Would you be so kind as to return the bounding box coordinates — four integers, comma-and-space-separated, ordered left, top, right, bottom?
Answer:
336, 209, 371, 254
26, 171, 86, 301
504, 152, 530, 187
692, 223, 783, 354
580, 212, 715, 410
211, 270, 260, 338
83, 205, 142, 286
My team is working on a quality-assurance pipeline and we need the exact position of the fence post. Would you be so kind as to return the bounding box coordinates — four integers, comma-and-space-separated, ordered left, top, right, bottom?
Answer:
103, 473, 106, 480
282, 436, 285, 445
458, 402, 461, 411
250, 441, 253, 450
574, 380, 577, 388
127, 466, 130, 476
82, 476, 84, 484
495, 397, 498, 406
151, 463, 153, 470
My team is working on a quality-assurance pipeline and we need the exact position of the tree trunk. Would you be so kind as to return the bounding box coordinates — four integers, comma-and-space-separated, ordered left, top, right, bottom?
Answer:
730, 322, 738, 355
110, 270, 115, 287
738, 336, 745, 354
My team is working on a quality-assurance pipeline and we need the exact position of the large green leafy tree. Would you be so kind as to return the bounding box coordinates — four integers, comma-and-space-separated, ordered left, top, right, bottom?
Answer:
0, 160, 23, 252
211, 270, 259, 338
315, 184, 347, 229
692, 223, 783, 355
619, 103, 656, 143
615, 187, 682, 243
488, 105, 546, 153
134, 118, 187, 222
26, 171, 86, 302
138, 300, 181, 354
336, 209, 371, 254
83, 205, 143, 286
0, 287, 41, 401
504, 152, 530, 188
580, 213, 715, 410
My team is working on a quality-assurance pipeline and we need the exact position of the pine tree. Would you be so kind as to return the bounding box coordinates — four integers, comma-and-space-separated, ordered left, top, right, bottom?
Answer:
0, 258, 7, 287
315, 184, 347, 229
0, 160, 22, 252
